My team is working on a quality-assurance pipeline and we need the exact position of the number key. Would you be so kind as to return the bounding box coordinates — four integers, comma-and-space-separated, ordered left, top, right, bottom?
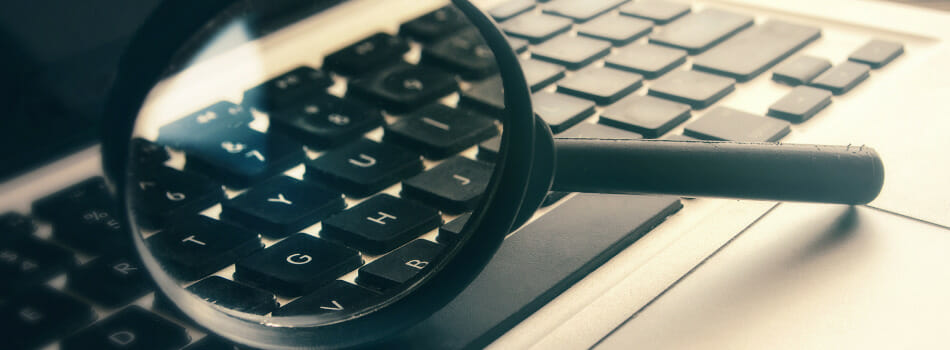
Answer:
243, 66, 333, 111
184, 128, 305, 188
269, 93, 384, 148
131, 167, 224, 228
323, 33, 409, 76
348, 62, 459, 113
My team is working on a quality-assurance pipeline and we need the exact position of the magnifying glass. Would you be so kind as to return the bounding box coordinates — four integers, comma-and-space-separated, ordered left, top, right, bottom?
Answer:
101, 0, 883, 348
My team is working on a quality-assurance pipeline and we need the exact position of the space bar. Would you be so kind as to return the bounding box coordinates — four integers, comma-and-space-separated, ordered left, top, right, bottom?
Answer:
387, 193, 682, 349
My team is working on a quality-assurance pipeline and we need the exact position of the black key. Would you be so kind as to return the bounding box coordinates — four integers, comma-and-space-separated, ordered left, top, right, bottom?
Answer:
157, 101, 253, 150
0, 212, 34, 243
323, 194, 441, 254
768, 85, 833, 123
605, 43, 686, 79
400, 6, 470, 42
243, 66, 333, 111
477, 136, 501, 162
386, 194, 683, 349
33, 177, 128, 254
184, 129, 305, 188
67, 255, 152, 308
186, 276, 278, 315
619, 0, 691, 24
148, 215, 263, 280
556, 66, 643, 105
533, 91, 596, 133
459, 75, 505, 115
648, 9, 753, 54
130, 138, 171, 169
557, 122, 643, 139
771, 55, 832, 86
323, 33, 409, 76
220, 176, 345, 237
234, 233, 362, 296
273, 280, 380, 317
305, 139, 423, 197
1, 239, 75, 295
437, 213, 470, 245
130, 167, 224, 228
684, 106, 791, 142
61, 306, 189, 350
489, 0, 536, 21
402, 156, 493, 214
531, 35, 612, 70
501, 13, 573, 43
269, 93, 384, 148
384, 104, 499, 159
599, 94, 691, 138
541, 191, 571, 207
423, 29, 498, 79
32, 177, 111, 221
543, 0, 628, 22
577, 15, 654, 45
522, 58, 567, 92
348, 62, 458, 113
693, 21, 822, 81
809, 61, 871, 95
648, 70, 736, 108
0, 287, 95, 349
357, 239, 444, 291
849, 39, 903, 68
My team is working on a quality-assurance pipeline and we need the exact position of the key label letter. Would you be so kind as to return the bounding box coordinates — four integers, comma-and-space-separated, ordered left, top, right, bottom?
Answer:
113, 262, 138, 275
367, 212, 397, 225
452, 174, 471, 186
320, 300, 344, 311
405, 259, 429, 270
267, 193, 293, 205
421, 117, 450, 131
181, 235, 206, 246
286, 253, 312, 265
348, 154, 377, 168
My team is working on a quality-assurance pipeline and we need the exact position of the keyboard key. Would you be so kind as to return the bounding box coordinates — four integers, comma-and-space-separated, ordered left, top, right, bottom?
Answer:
383, 103, 499, 159
32, 177, 112, 221
357, 239, 444, 291
61, 306, 189, 350
157, 101, 253, 150
599, 94, 691, 138
649, 9, 753, 54
186, 276, 278, 315
489, 0, 536, 21
148, 215, 263, 280
130, 138, 171, 169
619, 0, 691, 24
849, 39, 903, 68
184, 129, 305, 188
605, 43, 686, 79
542, 0, 628, 22
531, 35, 612, 69
402, 156, 493, 214
400, 6, 470, 42
684, 106, 791, 142
269, 93, 384, 148
692, 21, 821, 81
0, 212, 34, 243
648, 70, 736, 108
556, 66, 643, 105
557, 122, 643, 139
459, 75, 505, 115
67, 255, 153, 308
809, 61, 871, 95
767, 85, 833, 123
502, 13, 573, 43
522, 58, 567, 92
0, 287, 95, 349
1, 238, 75, 292
477, 135, 502, 162
771, 55, 832, 86
386, 194, 682, 349
243, 66, 333, 111
306, 139, 423, 197
323, 33, 409, 76
437, 213, 470, 245
577, 15, 654, 45
33, 178, 127, 254
220, 176, 345, 237
422, 29, 498, 79
130, 167, 224, 228
273, 280, 380, 316
348, 62, 458, 113
322, 194, 441, 254
234, 233, 362, 296
533, 91, 596, 133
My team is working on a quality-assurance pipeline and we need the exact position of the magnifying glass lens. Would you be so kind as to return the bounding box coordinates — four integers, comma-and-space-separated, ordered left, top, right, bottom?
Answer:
122, 1, 524, 347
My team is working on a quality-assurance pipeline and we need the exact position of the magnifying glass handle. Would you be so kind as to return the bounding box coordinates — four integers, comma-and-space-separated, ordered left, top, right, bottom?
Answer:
551, 138, 884, 204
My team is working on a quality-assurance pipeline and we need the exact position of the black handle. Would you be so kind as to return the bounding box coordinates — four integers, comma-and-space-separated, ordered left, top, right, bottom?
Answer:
551, 139, 884, 204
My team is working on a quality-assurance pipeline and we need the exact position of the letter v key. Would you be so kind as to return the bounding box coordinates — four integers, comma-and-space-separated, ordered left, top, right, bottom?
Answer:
320, 300, 344, 311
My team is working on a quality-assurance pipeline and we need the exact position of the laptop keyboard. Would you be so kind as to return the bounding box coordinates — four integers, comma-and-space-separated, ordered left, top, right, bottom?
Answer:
0, 0, 904, 349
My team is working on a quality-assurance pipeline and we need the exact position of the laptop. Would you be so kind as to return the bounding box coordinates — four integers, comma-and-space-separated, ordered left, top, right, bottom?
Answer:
1, 0, 948, 349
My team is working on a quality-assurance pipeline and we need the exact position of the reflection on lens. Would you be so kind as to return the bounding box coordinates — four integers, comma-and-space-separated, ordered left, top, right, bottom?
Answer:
123, 1, 506, 342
